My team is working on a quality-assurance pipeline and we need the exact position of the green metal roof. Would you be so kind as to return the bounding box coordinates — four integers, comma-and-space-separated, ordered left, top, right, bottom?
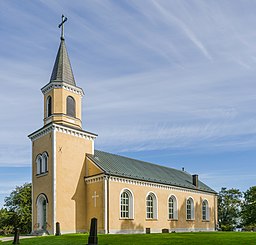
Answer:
87, 150, 216, 194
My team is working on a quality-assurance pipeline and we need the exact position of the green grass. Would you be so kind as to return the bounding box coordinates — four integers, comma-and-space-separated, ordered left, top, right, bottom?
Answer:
1, 232, 256, 245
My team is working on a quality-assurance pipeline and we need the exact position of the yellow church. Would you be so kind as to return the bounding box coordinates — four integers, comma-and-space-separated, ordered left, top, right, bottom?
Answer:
28, 19, 218, 235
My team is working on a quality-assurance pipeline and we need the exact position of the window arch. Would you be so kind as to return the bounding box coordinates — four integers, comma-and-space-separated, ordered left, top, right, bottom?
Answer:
66, 96, 76, 117
46, 96, 52, 117
36, 152, 48, 175
120, 189, 134, 219
186, 197, 194, 220
202, 199, 209, 221
146, 192, 157, 219
36, 154, 42, 175
42, 152, 48, 173
168, 195, 178, 220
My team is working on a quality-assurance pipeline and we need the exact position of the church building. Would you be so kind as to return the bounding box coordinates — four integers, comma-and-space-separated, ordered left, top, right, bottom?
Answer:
28, 18, 218, 235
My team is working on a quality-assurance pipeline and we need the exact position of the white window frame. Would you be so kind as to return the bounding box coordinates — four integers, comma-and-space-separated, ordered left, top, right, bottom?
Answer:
36, 152, 48, 175
168, 195, 178, 220
46, 96, 52, 117
186, 197, 195, 220
202, 199, 209, 221
119, 188, 134, 219
146, 192, 158, 219
42, 152, 48, 173
36, 154, 42, 175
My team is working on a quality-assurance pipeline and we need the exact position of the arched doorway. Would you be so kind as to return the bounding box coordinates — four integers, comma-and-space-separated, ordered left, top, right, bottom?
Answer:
36, 194, 48, 230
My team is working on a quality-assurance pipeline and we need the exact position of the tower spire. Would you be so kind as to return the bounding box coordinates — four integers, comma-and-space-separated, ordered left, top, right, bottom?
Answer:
50, 15, 76, 86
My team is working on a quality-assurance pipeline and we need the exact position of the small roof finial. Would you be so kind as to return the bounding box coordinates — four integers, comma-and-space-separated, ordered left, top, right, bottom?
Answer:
58, 14, 68, 40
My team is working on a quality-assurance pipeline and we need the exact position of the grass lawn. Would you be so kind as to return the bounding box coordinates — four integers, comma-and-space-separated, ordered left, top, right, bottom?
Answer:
1, 232, 256, 244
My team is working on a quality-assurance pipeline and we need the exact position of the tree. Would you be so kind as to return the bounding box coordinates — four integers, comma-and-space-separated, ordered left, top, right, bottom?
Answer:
2, 183, 32, 234
218, 187, 242, 230
241, 186, 256, 228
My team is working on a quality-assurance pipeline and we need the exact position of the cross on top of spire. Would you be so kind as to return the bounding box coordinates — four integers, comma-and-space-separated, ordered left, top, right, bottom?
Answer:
58, 15, 67, 40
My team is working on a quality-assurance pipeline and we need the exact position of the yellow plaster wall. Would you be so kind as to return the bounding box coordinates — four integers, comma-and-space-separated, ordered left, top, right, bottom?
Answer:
32, 133, 53, 233
55, 131, 93, 233
86, 158, 103, 177
85, 181, 104, 232
108, 180, 217, 233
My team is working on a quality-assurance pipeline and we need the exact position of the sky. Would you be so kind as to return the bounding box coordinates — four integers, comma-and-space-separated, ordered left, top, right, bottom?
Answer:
0, 0, 256, 208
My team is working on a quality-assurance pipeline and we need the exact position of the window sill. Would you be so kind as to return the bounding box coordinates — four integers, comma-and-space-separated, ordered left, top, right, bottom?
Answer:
36, 172, 48, 178
202, 220, 210, 222
146, 219, 158, 221
168, 219, 178, 221
186, 219, 195, 221
119, 218, 134, 220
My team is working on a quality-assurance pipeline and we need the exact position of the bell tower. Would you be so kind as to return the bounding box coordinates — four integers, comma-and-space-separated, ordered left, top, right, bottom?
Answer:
29, 15, 97, 235
41, 22, 84, 129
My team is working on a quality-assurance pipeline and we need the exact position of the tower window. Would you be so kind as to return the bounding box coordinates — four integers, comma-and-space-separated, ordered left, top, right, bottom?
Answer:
46, 96, 52, 117
67, 96, 76, 117
36, 152, 48, 175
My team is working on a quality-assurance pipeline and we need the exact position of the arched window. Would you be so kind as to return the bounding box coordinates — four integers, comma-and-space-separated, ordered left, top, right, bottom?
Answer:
66, 96, 76, 117
36, 155, 42, 175
36, 152, 48, 175
186, 197, 194, 220
168, 195, 178, 220
146, 192, 157, 219
202, 200, 209, 221
46, 96, 52, 117
42, 152, 48, 173
120, 189, 134, 219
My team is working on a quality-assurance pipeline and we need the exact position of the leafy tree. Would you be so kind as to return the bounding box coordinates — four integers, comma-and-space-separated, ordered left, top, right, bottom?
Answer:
218, 187, 242, 230
2, 183, 32, 234
241, 186, 256, 228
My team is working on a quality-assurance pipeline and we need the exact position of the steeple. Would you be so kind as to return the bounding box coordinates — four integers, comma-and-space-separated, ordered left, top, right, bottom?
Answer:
41, 15, 84, 129
50, 15, 76, 86
50, 39, 76, 86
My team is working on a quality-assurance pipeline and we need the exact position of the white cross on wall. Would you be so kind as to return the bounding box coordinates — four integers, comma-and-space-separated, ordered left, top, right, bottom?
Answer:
92, 191, 99, 208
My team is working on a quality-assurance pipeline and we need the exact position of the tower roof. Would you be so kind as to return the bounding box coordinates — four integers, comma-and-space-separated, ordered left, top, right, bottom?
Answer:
50, 38, 76, 86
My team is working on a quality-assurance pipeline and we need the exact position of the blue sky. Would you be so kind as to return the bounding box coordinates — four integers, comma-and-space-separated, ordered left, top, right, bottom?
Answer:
0, 0, 256, 208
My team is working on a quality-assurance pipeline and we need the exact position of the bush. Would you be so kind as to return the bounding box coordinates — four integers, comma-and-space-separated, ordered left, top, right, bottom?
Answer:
220, 224, 234, 231
0, 225, 14, 235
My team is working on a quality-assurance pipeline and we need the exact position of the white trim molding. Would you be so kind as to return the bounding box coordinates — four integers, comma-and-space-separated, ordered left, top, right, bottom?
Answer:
41, 81, 84, 96
85, 174, 215, 196
28, 123, 97, 142
52, 128, 56, 234
103, 176, 109, 234
108, 176, 215, 196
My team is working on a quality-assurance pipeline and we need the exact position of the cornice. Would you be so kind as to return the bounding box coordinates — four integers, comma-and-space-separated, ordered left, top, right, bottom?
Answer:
28, 123, 97, 142
41, 81, 84, 96
85, 174, 215, 196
